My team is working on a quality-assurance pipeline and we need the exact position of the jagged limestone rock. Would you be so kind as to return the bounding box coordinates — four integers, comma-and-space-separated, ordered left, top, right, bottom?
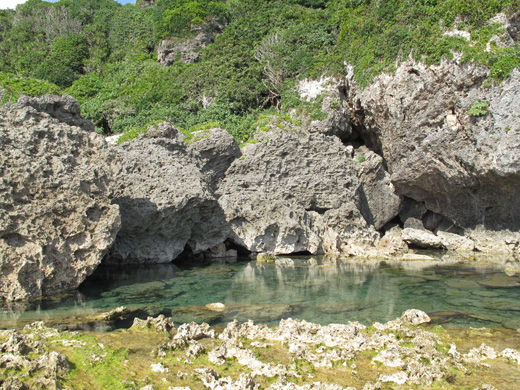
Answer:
217, 130, 400, 255
108, 122, 230, 263
297, 77, 354, 141
188, 127, 242, 190
346, 60, 520, 231
353, 147, 402, 230
0, 95, 120, 302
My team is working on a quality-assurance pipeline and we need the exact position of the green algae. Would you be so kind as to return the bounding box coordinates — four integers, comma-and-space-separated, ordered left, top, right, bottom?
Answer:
3, 320, 520, 390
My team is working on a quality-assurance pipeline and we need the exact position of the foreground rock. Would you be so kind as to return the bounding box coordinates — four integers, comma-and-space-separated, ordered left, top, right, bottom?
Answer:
0, 95, 120, 301
346, 60, 520, 231
4, 310, 519, 389
217, 129, 400, 255
108, 123, 230, 263
0, 326, 70, 389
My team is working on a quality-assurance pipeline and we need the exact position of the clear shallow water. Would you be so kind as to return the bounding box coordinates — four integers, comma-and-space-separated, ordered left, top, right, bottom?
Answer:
1, 255, 520, 329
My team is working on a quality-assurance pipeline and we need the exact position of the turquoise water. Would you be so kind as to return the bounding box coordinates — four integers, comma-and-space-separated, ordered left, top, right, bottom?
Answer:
1, 255, 520, 329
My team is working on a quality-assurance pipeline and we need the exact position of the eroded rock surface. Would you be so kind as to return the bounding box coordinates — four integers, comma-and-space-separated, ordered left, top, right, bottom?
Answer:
188, 127, 242, 190
0, 95, 120, 301
108, 123, 230, 263
297, 78, 354, 141
346, 60, 520, 231
217, 130, 400, 255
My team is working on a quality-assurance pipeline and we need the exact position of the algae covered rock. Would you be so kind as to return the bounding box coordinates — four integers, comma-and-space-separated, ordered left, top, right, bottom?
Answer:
0, 94, 120, 302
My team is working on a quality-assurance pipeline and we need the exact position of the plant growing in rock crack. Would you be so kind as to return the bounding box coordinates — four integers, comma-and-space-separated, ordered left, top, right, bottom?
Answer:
468, 102, 490, 117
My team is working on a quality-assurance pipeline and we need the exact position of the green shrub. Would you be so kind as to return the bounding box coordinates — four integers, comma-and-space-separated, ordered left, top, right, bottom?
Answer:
35, 34, 89, 88
117, 120, 164, 144
356, 155, 366, 163
468, 101, 489, 117
0, 72, 61, 104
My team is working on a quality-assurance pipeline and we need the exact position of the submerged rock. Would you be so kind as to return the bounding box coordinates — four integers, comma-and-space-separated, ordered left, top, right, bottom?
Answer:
171, 303, 302, 325
0, 94, 120, 301
477, 273, 520, 289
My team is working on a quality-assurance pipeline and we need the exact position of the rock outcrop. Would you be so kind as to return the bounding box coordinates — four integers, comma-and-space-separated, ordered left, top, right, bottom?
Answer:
0, 95, 120, 301
297, 78, 354, 141
188, 127, 242, 190
108, 123, 231, 263
217, 129, 401, 255
157, 18, 226, 66
345, 60, 520, 231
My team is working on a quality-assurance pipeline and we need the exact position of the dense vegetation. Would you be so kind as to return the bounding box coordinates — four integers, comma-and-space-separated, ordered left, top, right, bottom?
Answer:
0, 0, 519, 142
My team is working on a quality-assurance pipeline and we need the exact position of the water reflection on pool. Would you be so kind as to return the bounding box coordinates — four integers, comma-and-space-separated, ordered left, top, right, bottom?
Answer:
1, 254, 520, 329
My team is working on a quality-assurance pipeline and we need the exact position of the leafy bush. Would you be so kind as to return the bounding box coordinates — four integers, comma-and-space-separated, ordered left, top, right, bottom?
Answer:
154, 0, 228, 39
0, 72, 61, 104
332, 0, 520, 86
35, 34, 89, 88
1, 0, 519, 145
468, 101, 489, 117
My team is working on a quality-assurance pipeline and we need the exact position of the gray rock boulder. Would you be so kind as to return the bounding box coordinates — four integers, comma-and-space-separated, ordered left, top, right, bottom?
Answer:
4, 94, 95, 132
217, 130, 400, 255
0, 95, 120, 301
188, 127, 242, 190
346, 60, 520, 230
108, 123, 230, 263
402, 228, 443, 249
402, 228, 475, 251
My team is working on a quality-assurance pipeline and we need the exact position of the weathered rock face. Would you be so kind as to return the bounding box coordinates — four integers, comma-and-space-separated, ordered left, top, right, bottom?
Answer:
346, 61, 520, 230
297, 78, 354, 141
157, 18, 226, 66
108, 123, 230, 263
354, 146, 402, 230
0, 95, 121, 302
139, 0, 156, 9
188, 128, 242, 190
217, 130, 401, 255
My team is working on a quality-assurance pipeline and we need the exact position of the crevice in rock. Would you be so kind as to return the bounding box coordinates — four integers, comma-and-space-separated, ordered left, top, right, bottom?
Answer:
422, 210, 464, 235
304, 204, 331, 215
101, 116, 111, 135
349, 112, 383, 157
288, 250, 313, 256
380, 216, 403, 235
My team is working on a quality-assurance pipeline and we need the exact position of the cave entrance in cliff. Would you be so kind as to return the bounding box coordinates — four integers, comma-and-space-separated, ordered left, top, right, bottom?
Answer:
282, 250, 313, 256
226, 240, 252, 257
